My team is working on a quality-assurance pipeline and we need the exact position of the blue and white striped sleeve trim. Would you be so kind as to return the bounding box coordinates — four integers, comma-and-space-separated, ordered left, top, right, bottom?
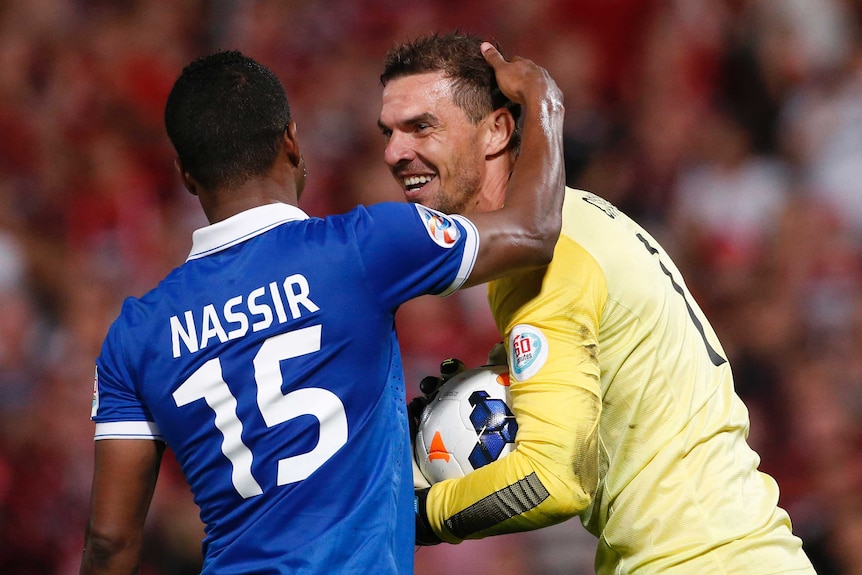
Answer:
94, 421, 164, 442
438, 214, 479, 297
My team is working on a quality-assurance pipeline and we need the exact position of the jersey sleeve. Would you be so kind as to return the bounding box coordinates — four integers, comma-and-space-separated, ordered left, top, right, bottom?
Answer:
351, 203, 479, 309
91, 302, 163, 441
424, 234, 606, 542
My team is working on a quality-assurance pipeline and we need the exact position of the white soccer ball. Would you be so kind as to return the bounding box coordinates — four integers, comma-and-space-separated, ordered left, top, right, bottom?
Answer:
414, 364, 518, 483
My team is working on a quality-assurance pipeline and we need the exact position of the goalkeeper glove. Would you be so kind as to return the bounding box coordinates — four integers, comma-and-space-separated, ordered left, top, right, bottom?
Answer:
407, 357, 467, 439
407, 358, 467, 489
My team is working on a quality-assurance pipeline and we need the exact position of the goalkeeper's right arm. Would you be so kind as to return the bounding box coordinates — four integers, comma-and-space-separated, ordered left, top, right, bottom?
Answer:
419, 325, 602, 543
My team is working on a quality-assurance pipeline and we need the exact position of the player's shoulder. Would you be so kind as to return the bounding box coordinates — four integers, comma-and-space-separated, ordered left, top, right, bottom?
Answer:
562, 188, 648, 240
322, 201, 420, 233
335, 201, 418, 220
558, 187, 660, 276
105, 263, 190, 336
101, 290, 163, 350
342, 201, 473, 248
564, 188, 623, 222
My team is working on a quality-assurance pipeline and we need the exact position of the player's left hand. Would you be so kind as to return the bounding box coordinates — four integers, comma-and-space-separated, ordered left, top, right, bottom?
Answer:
420, 358, 467, 398
408, 358, 467, 489
408, 358, 467, 426
407, 349, 509, 436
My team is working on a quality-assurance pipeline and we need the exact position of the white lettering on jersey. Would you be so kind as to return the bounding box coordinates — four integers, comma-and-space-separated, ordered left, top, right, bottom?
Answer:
224, 295, 249, 339
171, 311, 199, 356
170, 274, 319, 358
283, 274, 320, 317
200, 304, 228, 350
508, 324, 549, 381
270, 282, 288, 323
249, 287, 273, 332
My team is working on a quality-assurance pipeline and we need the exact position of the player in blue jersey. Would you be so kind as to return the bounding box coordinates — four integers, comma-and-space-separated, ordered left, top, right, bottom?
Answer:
79, 46, 564, 575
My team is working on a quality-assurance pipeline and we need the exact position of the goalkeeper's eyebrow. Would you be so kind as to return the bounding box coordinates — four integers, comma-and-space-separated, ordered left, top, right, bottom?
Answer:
378, 112, 439, 136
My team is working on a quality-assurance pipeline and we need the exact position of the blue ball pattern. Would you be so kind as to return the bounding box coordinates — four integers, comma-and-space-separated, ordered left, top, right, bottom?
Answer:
467, 390, 518, 469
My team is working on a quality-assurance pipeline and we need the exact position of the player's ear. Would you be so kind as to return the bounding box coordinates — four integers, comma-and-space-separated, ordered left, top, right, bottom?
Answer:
283, 122, 302, 169
484, 108, 515, 157
175, 158, 199, 196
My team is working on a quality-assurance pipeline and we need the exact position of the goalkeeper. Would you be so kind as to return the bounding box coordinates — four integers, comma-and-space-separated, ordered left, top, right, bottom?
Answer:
379, 32, 817, 574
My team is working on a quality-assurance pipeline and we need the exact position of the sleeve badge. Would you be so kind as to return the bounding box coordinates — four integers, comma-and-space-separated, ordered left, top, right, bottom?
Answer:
508, 324, 549, 381
414, 204, 460, 248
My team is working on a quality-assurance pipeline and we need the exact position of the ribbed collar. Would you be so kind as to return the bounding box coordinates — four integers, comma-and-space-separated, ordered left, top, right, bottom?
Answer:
187, 203, 309, 261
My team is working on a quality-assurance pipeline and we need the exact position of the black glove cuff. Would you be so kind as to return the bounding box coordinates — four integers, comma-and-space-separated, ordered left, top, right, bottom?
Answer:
408, 396, 429, 439
414, 488, 443, 546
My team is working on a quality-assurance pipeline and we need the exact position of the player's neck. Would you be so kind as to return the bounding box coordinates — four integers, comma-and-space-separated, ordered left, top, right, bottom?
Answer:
476, 161, 511, 211
204, 178, 298, 224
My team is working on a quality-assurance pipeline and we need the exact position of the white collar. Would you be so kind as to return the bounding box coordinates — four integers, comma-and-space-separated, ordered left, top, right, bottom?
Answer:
187, 203, 309, 261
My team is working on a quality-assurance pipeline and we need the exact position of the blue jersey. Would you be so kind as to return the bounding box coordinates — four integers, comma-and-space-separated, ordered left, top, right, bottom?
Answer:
91, 202, 479, 574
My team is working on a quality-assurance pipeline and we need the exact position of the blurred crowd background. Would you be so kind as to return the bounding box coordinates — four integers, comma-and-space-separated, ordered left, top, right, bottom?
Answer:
1, 0, 861, 573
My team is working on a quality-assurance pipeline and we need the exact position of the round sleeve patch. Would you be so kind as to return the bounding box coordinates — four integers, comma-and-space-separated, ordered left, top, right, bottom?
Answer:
508, 324, 549, 381
414, 204, 460, 248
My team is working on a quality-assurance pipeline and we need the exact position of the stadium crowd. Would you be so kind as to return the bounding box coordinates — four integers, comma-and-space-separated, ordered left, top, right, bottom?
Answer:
0, 0, 860, 573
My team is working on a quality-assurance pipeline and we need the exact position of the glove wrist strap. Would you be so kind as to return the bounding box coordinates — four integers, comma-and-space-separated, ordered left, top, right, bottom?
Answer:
415, 488, 442, 546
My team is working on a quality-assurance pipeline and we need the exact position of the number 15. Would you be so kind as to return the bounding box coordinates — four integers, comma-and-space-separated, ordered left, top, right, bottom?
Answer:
172, 325, 348, 498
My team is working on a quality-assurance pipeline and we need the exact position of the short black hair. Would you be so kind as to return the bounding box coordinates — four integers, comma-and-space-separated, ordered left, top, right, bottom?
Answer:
164, 50, 290, 191
380, 31, 521, 153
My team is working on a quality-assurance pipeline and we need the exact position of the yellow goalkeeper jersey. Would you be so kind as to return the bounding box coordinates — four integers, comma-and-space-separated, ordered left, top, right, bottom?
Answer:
425, 188, 815, 574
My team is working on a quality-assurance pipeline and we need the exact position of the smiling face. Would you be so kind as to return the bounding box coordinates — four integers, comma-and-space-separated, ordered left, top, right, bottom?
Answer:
378, 71, 488, 214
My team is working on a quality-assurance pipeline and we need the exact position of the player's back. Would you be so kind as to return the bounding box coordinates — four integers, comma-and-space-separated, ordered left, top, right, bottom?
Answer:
562, 190, 814, 573
93, 202, 478, 574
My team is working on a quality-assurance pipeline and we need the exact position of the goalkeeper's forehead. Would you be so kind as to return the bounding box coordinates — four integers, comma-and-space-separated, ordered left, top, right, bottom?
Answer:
379, 72, 462, 124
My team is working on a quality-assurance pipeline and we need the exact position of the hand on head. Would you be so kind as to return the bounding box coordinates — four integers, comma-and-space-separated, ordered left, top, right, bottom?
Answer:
480, 42, 563, 110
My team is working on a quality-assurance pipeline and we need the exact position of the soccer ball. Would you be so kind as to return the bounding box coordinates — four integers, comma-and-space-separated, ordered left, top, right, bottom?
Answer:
414, 364, 518, 483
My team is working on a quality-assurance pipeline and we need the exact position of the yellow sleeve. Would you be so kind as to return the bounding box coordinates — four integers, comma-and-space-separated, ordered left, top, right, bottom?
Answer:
425, 235, 606, 542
